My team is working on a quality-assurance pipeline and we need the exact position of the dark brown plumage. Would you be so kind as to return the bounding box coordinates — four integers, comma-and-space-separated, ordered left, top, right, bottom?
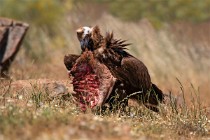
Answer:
64, 54, 80, 71
82, 26, 164, 112
64, 26, 164, 112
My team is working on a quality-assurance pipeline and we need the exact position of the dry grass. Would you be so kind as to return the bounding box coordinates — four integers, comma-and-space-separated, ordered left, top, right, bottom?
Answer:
0, 13, 210, 139
0, 78, 209, 140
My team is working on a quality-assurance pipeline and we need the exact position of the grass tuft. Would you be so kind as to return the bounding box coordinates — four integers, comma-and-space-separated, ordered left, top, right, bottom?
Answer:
1, 79, 209, 139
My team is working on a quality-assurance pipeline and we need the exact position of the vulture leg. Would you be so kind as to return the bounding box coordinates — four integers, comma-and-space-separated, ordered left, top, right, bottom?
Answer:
143, 84, 164, 112
105, 80, 128, 111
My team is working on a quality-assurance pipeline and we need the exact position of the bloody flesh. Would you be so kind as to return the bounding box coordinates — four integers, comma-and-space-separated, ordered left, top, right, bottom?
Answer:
71, 55, 100, 111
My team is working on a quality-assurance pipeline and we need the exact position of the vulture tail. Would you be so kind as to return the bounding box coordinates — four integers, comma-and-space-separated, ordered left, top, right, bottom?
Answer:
151, 83, 164, 103
144, 84, 164, 112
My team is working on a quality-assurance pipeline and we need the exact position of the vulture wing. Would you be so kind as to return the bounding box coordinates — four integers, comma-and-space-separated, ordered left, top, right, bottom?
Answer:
64, 54, 80, 71
120, 56, 151, 92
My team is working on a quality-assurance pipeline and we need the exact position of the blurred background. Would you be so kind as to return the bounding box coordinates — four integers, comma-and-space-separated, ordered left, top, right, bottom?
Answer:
0, 0, 210, 104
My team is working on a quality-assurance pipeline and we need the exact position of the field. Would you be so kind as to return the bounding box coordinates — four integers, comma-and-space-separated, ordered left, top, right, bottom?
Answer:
0, 9, 210, 140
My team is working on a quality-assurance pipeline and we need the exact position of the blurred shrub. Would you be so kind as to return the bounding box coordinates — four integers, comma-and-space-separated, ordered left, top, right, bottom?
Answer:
92, 0, 210, 27
0, 0, 209, 61
0, 0, 73, 61
0, 0, 69, 33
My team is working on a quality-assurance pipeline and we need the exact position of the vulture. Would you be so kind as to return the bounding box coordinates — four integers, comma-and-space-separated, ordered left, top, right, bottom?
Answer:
64, 26, 164, 112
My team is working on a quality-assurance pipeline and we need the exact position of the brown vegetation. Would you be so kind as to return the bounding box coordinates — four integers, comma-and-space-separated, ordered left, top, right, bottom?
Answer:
0, 3, 210, 139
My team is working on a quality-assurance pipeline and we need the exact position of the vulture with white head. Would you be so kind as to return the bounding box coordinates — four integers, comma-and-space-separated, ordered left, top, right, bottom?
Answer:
64, 26, 164, 112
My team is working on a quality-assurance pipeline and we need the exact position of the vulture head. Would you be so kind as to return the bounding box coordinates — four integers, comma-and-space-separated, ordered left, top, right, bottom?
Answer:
76, 26, 103, 52
76, 26, 92, 51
